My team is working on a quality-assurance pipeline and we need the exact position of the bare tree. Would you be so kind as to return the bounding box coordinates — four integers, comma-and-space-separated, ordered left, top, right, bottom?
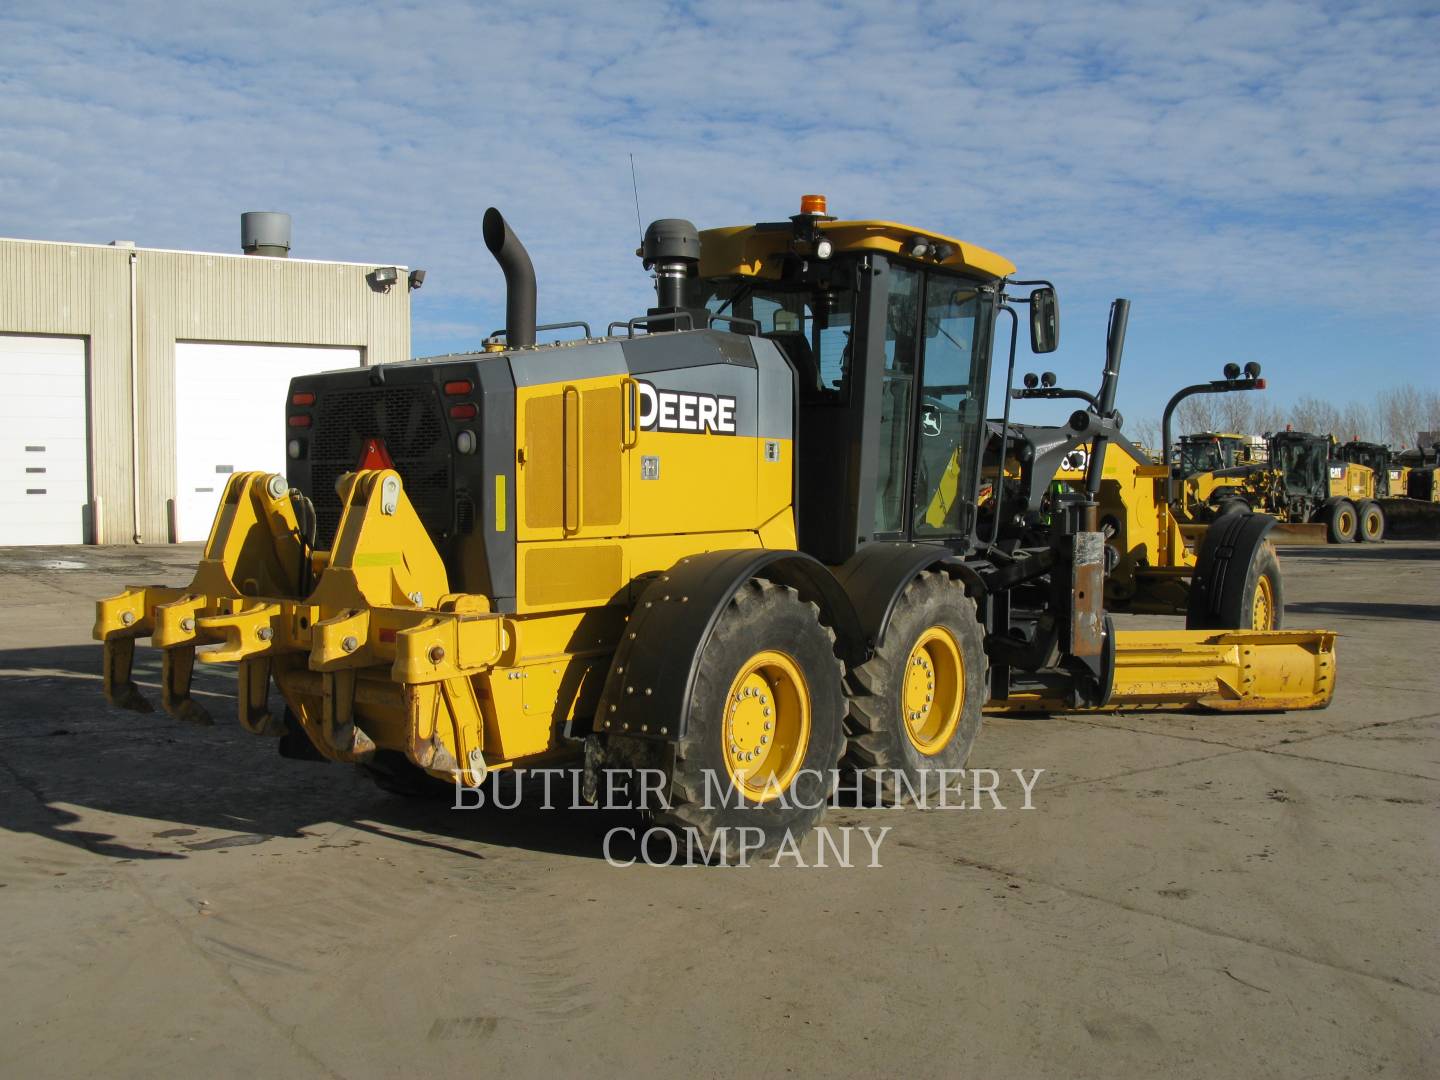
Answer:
1126, 415, 1162, 457
1175, 395, 1221, 436
1376, 387, 1440, 448
1289, 395, 1342, 437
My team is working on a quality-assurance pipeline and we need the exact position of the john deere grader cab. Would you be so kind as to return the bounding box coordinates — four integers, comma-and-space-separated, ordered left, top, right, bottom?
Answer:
94, 198, 1335, 856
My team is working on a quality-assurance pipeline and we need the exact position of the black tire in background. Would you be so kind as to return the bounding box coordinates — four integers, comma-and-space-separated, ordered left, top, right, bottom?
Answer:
361, 749, 456, 798
843, 571, 988, 805
1216, 498, 1251, 517
1323, 498, 1358, 543
1356, 499, 1385, 542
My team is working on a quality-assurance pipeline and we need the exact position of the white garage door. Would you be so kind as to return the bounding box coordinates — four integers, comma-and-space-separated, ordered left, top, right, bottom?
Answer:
0, 335, 89, 545
175, 343, 361, 542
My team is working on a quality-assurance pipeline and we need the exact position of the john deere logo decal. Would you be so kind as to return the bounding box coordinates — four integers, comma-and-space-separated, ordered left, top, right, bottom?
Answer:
637, 381, 736, 435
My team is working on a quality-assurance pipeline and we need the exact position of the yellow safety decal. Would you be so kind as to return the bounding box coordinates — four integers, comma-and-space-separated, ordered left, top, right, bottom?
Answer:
353, 551, 403, 568
495, 475, 507, 532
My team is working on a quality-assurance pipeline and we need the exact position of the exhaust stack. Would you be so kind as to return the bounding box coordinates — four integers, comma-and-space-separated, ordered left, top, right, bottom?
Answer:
241, 212, 291, 257
482, 208, 536, 348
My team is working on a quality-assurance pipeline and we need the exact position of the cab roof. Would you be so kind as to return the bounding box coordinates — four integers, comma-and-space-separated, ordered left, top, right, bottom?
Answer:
699, 219, 1017, 282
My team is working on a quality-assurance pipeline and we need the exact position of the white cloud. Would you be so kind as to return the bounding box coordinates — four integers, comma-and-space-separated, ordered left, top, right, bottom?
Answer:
0, 0, 1435, 417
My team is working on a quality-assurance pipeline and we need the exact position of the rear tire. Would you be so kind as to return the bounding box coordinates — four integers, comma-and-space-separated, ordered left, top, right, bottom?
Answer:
649, 579, 846, 862
1322, 498, 1357, 543
1356, 499, 1384, 542
843, 571, 987, 804
1216, 498, 1250, 517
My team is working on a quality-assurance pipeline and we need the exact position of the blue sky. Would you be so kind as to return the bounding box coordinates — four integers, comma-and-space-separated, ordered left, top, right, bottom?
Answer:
1, 0, 1435, 428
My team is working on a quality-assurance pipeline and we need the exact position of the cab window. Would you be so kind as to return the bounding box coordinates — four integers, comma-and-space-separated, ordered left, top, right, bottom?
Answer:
911, 279, 986, 537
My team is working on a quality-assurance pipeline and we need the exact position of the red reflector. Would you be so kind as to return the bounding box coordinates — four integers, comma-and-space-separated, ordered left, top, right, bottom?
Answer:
1255, 378, 1267, 389
291, 391, 316, 406
358, 437, 394, 470
288, 414, 312, 428
379, 628, 397, 643
449, 403, 478, 420
444, 379, 473, 396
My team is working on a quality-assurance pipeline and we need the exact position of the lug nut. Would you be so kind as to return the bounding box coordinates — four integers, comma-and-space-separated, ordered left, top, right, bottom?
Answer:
120, 611, 135, 626
180, 617, 195, 632
257, 626, 273, 641
428, 645, 446, 664
341, 635, 358, 653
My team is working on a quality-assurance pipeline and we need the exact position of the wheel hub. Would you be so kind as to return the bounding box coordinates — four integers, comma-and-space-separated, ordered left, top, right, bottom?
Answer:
1252, 574, 1275, 630
722, 651, 810, 801
901, 627, 964, 756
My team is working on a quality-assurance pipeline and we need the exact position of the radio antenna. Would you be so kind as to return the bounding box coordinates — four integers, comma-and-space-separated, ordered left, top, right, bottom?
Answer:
629, 153, 644, 247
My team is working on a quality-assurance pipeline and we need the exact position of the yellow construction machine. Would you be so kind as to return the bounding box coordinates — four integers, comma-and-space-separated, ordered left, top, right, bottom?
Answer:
1176, 431, 1267, 477
1000, 362, 1280, 629
94, 197, 1336, 855
1172, 428, 1388, 544
1370, 443, 1440, 539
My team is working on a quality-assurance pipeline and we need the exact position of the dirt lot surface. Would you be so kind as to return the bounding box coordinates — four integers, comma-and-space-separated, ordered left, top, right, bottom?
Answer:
1, 542, 1436, 1078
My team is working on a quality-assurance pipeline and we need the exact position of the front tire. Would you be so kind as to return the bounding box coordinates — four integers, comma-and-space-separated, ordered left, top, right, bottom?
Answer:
1356, 499, 1385, 542
1215, 498, 1250, 517
843, 571, 987, 804
649, 579, 846, 861
1187, 528, 1284, 630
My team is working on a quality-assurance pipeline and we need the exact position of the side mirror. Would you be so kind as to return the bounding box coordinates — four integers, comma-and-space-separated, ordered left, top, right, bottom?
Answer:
1029, 287, 1059, 353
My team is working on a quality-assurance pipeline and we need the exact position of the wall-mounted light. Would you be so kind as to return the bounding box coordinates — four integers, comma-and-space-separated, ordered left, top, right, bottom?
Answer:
408, 269, 427, 290
368, 266, 399, 291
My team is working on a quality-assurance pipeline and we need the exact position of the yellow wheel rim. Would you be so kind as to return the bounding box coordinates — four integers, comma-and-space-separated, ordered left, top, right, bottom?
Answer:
722, 650, 810, 803
1251, 573, 1275, 630
901, 626, 964, 755
1340, 510, 1354, 534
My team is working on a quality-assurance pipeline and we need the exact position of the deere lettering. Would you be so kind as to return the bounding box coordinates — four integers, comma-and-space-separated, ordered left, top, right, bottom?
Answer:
636, 380, 736, 435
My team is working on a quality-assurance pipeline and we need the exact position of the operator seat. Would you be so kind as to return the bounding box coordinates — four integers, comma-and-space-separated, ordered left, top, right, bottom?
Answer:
763, 331, 827, 400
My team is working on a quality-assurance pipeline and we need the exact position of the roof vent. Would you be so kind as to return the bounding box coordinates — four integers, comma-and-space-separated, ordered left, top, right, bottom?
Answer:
241, 212, 291, 257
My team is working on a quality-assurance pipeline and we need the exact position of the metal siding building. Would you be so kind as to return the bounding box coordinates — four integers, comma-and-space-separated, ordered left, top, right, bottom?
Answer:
0, 237, 410, 543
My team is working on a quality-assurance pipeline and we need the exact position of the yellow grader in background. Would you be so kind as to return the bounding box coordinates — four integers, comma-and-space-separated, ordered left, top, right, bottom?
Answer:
94, 197, 1336, 856
1176, 431, 1268, 477
999, 361, 1280, 629
1361, 441, 1440, 539
1172, 428, 1387, 544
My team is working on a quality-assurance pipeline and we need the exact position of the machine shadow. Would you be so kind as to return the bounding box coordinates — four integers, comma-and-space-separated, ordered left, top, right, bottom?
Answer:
1280, 544, 1440, 562
1286, 600, 1439, 623
0, 644, 644, 864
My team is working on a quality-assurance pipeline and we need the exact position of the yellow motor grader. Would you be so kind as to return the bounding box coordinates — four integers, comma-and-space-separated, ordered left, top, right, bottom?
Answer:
1173, 428, 1387, 544
1368, 443, 1440, 539
95, 197, 1336, 854
997, 362, 1280, 629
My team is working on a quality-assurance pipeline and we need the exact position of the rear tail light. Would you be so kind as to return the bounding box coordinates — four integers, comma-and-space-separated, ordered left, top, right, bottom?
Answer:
291, 391, 316, 406
444, 380, 473, 396
449, 403, 477, 420
288, 415, 312, 428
